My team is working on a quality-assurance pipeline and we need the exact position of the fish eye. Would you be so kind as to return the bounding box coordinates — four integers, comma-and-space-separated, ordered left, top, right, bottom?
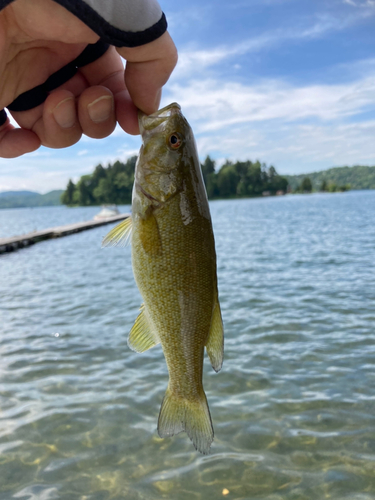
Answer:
168, 132, 182, 149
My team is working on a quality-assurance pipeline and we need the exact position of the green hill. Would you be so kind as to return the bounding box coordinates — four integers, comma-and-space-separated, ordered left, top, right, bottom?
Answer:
0, 190, 63, 209
285, 165, 375, 191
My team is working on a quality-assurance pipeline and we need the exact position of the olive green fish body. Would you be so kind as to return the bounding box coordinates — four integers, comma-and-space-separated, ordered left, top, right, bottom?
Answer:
103, 103, 224, 454
132, 183, 216, 393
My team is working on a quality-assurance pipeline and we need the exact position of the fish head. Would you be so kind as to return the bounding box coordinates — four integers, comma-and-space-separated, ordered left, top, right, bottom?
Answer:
136, 103, 194, 205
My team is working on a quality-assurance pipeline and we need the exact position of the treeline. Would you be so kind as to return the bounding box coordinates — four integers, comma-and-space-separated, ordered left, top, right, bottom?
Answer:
61, 157, 137, 206
285, 165, 375, 192
292, 177, 350, 194
61, 156, 288, 206
201, 157, 287, 198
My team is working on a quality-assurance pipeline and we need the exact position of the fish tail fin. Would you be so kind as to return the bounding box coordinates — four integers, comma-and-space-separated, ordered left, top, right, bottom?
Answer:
157, 386, 214, 454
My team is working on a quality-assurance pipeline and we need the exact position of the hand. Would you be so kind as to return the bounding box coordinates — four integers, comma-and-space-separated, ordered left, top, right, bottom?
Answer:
0, 0, 178, 158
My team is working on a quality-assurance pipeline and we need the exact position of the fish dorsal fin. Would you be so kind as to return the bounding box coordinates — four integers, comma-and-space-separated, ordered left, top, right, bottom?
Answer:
102, 216, 132, 247
206, 299, 224, 373
128, 304, 160, 353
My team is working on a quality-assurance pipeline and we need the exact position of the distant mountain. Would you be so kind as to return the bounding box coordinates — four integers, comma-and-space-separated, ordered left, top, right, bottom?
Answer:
0, 190, 38, 198
285, 165, 375, 191
0, 190, 63, 209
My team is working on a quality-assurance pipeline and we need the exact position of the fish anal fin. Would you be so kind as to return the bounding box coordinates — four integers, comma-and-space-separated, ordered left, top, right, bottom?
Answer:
128, 304, 160, 353
206, 299, 224, 373
139, 212, 162, 255
158, 386, 214, 455
102, 216, 132, 247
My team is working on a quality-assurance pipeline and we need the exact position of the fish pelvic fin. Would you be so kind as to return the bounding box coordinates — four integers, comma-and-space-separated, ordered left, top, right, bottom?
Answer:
206, 299, 224, 373
128, 304, 160, 353
157, 386, 214, 455
102, 216, 132, 247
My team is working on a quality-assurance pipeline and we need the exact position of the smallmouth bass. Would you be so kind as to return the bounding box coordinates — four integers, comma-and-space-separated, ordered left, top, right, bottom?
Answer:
103, 103, 224, 454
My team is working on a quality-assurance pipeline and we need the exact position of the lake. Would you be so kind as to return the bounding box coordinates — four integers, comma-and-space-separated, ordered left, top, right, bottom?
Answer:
0, 191, 375, 500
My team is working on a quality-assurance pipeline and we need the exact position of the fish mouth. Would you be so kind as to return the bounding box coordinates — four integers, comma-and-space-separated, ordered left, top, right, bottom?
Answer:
139, 102, 181, 134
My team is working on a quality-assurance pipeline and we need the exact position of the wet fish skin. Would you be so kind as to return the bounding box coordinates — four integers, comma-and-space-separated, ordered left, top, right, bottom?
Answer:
103, 103, 224, 454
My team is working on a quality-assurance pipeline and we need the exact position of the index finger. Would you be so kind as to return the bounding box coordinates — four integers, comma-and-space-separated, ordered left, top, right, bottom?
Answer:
117, 31, 178, 116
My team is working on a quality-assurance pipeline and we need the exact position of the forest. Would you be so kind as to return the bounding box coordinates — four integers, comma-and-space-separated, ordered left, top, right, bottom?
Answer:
61, 156, 375, 207
61, 156, 288, 206
284, 165, 375, 192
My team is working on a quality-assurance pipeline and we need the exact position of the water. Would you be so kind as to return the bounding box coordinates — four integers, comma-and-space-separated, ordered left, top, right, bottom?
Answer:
1, 192, 375, 500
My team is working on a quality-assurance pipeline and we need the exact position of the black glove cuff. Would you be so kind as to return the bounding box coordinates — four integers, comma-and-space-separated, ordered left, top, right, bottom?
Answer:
6, 39, 109, 113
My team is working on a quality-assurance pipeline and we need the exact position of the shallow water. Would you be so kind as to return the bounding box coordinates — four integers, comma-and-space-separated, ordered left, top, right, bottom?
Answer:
1, 192, 375, 500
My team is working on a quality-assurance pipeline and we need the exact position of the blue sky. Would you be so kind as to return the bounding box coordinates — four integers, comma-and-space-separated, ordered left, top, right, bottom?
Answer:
1, 0, 375, 192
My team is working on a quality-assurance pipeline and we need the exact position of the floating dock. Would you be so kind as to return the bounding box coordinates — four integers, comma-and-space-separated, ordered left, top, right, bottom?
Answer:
0, 213, 129, 254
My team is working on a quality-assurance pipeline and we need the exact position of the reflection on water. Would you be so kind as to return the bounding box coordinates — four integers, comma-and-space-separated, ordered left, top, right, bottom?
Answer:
0, 192, 375, 499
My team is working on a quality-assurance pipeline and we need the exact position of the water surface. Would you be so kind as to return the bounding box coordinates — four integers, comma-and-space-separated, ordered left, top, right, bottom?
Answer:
1, 192, 375, 499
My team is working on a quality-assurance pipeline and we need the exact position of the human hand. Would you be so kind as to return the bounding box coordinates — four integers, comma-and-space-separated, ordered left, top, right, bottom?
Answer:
0, 0, 177, 158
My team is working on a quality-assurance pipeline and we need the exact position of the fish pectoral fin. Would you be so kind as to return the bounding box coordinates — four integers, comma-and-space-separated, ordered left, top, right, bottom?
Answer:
206, 299, 224, 373
139, 212, 162, 256
102, 216, 132, 247
128, 304, 160, 353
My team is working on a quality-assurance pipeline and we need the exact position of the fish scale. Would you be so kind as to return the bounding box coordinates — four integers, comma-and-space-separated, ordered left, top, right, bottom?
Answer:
103, 103, 224, 454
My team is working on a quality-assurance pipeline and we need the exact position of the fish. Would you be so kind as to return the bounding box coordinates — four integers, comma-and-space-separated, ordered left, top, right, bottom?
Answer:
103, 102, 224, 454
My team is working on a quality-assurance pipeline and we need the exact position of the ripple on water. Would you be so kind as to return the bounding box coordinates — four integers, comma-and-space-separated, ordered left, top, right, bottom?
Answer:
1, 193, 375, 499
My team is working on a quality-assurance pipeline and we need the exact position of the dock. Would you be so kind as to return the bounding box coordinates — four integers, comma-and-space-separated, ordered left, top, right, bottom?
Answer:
0, 213, 129, 254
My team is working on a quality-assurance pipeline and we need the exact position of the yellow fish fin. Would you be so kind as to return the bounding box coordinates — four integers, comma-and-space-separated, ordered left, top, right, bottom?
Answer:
128, 304, 160, 353
102, 216, 132, 247
206, 299, 224, 373
139, 212, 162, 255
158, 386, 214, 455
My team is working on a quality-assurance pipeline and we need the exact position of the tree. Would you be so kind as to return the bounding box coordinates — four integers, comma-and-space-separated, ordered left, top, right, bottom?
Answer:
91, 164, 106, 186
75, 175, 95, 205
61, 179, 76, 206
93, 177, 113, 203
301, 177, 312, 193
247, 161, 263, 195
201, 155, 215, 182
216, 162, 239, 197
269, 174, 288, 194
268, 165, 277, 180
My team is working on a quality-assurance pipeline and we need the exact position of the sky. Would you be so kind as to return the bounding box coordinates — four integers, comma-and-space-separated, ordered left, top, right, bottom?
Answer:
1, 0, 375, 193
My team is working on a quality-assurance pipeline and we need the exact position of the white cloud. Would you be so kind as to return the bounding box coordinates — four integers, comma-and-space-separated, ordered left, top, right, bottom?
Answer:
115, 147, 139, 158
343, 0, 375, 6
164, 72, 375, 133
191, 119, 375, 175
160, 63, 375, 174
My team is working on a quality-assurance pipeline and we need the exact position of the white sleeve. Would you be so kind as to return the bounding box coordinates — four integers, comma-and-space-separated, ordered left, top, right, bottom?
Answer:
0, 0, 168, 47
53, 0, 167, 46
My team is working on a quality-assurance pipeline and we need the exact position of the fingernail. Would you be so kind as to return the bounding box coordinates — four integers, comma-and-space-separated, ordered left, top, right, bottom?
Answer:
87, 95, 113, 123
53, 97, 76, 128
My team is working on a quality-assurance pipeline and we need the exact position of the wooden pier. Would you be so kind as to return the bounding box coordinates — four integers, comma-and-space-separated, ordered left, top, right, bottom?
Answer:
0, 213, 129, 254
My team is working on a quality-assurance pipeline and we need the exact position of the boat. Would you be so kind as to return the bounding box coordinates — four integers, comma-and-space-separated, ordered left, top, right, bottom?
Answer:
94, 205, 120, 220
